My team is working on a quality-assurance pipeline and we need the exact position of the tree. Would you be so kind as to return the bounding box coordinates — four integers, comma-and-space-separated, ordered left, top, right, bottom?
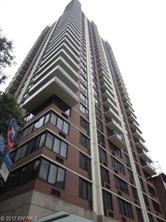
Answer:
0, 93, 23, 137
0, 30, 14, 84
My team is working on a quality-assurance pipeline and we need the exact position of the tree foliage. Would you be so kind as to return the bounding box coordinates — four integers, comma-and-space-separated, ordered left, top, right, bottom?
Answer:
0, 93, 23, 136
0, 30, 14, 84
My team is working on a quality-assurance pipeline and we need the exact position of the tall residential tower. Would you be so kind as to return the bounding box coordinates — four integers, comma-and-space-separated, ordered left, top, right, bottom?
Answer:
1, 1, 165, 222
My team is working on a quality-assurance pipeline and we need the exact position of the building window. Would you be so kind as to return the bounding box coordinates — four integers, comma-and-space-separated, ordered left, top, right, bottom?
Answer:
0, 159, 40, 193
79, 178, 92, 201
12, 132, 68, 161
80, 117, 89, 134
80, 153, 91, 176
123, 153, 131, 166
80, 133, 90, 149
147, 184, 156, 197
80, 103, 89, 116
114, 175, 129, 194
102, 190, 113, 211
80, 83, 88, 95
136, 208, 144, 222
80, 93, 88, 106
118, 198, 134, 218
143, 194, 149, 208
148, 214, 154, 222
110, 142, 122, 159
97, 131, 105, 146
128, 169, 135, 184
39, 159, 66, 190
132, 186, 139, 201
22, 111, 70, 139
111, 157, 125, 174
96, 118, 103, 131
99, 148, 107, 164
101, 167, 110, 186
39, 158, 49, 180
95, 106, 102, 119
152, 200, 161, 213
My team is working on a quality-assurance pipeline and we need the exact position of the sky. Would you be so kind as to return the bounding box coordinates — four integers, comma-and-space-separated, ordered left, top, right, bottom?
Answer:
0, 0, 166, 173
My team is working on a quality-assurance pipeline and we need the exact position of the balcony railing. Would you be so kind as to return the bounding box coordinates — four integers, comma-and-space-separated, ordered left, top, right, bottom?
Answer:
135, 139, 148, 152
108, 130, 126, 149
106, 117, 122, 134
142, 162, 156, 176
22, 77, 79, 112
104, 106, 120, 123
139, 150, 152, 163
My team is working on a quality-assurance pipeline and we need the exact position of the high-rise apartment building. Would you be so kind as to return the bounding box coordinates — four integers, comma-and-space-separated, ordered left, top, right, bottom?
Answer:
0, 0, 165, 222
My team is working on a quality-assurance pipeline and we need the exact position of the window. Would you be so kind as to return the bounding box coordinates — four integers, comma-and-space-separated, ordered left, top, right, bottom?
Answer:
96, 118, 103, 130
99, 148, 107, 164
148, 214, 154, 222
148, 184, 156, 197
128, 169, 135, 184
50, 112, 69, 134
22, 111, 69, 139
143, 194, 149, 208
48, 164, 57, 184
132, 187, 139, 201
114, 175, 129, 194
79, 178, 92, 201
80, 153, 91, 175
80, 133, 90, 149
80, 83, 88, 95
102, 190, 113, 211
123, 153, 131, 166
50, 112, 57, 125
39, 159, 49, 180
95, 106, 102, 118
118, 198, 134, 218
139, 178, 145, 191
110, 142, 122, 159
34, 116, 45, 129
80, 104, 88, 116
152, 200, 161, 213
45, 133, 54, 149
52, 136, 68, 158
80, 117, 89, 134
136, 208, 144, 222
111, 157, 125, 174
101, 167, 110, 186
97, 132, 105, 146
39, 159, 66, 190
80, 93, 88, 106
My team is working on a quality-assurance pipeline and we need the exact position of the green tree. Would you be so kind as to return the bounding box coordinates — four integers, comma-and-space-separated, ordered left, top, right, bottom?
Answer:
0, 93, 23, 136
0, 30, 14, 84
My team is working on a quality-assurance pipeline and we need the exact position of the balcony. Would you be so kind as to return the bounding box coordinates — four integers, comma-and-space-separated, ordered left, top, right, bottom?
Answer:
29, 65, 78, 95
106, 117, 122, 134
142, 162, 156, 176
127, 112, 137, 122
104, 106, 120, 121
125, 105, 135, 116
132, 129, 144, 142
36, 51, 79, 81
135, 139, 148, 152
108, 130, 126, 149
22, 77, 79, 112
139, 150, 152, 163
129, 119, 140, 132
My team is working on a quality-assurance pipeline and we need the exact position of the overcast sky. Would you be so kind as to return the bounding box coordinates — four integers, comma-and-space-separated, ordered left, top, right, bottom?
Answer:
0, 0, 166, 173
